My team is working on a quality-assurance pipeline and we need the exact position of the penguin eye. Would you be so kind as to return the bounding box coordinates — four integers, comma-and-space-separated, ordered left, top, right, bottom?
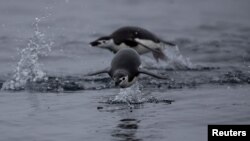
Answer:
102, 40, 106, 43
122, 77, 125, 80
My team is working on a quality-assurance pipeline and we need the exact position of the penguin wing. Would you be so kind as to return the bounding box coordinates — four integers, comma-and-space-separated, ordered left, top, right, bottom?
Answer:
138, 69, 168, 79
85, 68, 110, 76
134, 38, 167, 62
133, 39, 163, 54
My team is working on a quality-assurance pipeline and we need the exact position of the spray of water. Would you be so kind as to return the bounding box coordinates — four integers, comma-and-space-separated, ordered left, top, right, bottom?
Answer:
109, 82, 146, 105
1, 18, 53, 91
101, 82, 174, 110
142, 45, 194, 70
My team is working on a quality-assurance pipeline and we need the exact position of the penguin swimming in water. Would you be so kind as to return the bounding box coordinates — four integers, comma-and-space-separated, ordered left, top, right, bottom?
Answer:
86, 48, 168, 88
89, 26, 176, 62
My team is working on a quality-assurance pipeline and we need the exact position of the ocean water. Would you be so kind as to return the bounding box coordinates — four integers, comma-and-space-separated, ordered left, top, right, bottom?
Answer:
0, 0, 250, 141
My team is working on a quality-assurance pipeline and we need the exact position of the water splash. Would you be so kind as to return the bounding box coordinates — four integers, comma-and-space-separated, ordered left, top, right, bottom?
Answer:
98, 82, 174, 111
142, 45, 194, 70
164, 45, 193, 68
109, 82, 146, 105
1, 18, 53, 91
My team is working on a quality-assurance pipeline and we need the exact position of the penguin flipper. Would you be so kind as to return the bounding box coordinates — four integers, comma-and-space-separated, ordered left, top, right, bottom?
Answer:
152, 48, 167, 62
85, 68, 110, 76
134, 40, 162, 54
132, 39, 167, 62
138, 69, 168, 79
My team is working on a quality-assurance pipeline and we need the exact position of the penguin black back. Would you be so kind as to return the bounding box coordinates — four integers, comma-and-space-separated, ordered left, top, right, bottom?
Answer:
110, 48, 141, 78
110, 26, 161, 45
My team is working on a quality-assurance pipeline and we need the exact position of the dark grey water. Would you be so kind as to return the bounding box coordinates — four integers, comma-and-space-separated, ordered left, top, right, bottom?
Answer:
0, 0, 250, 141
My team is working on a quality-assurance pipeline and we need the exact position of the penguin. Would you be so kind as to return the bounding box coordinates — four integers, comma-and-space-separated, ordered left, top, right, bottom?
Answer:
89, 26, 176, 62
86, 48, 168, 88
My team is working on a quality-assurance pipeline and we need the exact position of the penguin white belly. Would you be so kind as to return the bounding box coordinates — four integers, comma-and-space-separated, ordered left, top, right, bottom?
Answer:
113, 43, 129, 52
113, 39, 162, 54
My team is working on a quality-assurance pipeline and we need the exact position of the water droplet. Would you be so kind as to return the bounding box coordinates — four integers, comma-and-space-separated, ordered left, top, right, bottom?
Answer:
1, 18, 53, 91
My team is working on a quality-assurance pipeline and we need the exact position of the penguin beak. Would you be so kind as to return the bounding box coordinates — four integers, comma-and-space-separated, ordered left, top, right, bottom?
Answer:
89, 41, 100, 47
115, 80, 121, 86
114, 78, 121, 87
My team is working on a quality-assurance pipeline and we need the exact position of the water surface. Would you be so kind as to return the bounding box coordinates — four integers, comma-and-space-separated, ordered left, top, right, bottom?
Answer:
0, 0, 250, 141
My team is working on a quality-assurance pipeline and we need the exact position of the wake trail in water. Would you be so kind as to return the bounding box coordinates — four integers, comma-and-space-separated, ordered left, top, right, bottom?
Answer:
1, 18, 53, 91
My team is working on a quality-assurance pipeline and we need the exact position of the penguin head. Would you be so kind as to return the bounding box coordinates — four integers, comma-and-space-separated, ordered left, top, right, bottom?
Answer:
90, 36, 114, 48
113, 70, 137, 88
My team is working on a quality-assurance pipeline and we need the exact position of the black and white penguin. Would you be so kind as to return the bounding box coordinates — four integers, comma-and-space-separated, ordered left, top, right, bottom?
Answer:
89, 26, 176, 62
86, 48, 168, 88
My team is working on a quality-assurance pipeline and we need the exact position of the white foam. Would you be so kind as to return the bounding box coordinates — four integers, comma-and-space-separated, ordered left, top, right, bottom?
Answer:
111, 82, 146, 105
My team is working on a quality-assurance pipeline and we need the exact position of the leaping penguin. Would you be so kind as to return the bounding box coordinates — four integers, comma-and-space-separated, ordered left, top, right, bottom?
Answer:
90, 26, 176, 62
86, 48, 168, 88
